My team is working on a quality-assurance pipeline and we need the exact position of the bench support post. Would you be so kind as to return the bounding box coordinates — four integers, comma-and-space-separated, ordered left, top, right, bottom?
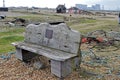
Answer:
14, 46, 81, 78
15, 47, 23, 60
15, 47, 37, 62
51, 57, 80, 78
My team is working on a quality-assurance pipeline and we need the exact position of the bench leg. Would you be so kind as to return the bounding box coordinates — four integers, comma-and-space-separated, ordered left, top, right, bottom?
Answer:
51, 57, 80, 78
15, 47, 23, 60
15, 47, 37, 62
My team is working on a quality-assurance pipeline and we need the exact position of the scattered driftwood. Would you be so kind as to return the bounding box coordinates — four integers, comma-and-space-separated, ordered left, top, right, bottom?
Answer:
6, 18, 27, 27
7, 22, 16, 27
12, 18, 26, 24
12, 18, 26, 26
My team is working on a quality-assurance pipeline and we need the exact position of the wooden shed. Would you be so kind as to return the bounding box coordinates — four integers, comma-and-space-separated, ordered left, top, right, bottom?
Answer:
56, 5, 66, 13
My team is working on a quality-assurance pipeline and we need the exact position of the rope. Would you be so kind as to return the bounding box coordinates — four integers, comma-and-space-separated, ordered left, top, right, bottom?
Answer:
0, 52, 15, 60
80, 48, 120, 79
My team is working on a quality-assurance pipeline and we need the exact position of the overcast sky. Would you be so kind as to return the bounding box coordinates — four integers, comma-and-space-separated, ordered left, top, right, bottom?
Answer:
0, 0, 120, 10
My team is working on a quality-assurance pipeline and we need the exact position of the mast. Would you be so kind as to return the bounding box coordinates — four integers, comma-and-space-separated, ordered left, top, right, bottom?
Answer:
3, 0, 5, 7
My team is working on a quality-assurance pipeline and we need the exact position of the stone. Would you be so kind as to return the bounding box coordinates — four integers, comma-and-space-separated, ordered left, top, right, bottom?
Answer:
33, 61, 45, 69
24, 23, 81, 54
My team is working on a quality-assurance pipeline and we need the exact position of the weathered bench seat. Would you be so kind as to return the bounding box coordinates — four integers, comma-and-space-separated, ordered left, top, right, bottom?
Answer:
12, 42, 78, 61
12, 22, 81, 78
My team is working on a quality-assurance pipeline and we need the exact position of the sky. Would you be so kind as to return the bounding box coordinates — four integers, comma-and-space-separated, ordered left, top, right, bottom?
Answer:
0, 0, 120, 10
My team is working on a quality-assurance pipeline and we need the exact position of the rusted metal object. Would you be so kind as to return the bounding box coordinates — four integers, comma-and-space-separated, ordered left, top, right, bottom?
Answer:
82, 30, 120, 52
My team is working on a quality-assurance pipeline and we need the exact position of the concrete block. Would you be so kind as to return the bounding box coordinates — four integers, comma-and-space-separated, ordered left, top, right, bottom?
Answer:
51, 57, 80, 78
24, 23, 81, 54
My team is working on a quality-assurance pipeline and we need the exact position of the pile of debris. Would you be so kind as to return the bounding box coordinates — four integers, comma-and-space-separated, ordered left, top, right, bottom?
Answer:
81, 44, 120, 80
82, 30, 120, 52
7, 18, 27, 27
80, 30, 120, 79
80, 10, 94, 15
82, 30, 120, 46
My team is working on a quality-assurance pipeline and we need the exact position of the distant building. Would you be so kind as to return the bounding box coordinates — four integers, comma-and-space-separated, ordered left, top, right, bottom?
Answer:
76, 4, 87, 10
75, 4, 101, 10
56, 5, 66, 13
68, 7, 80, 14
92, 4, 101, 10
0, 7, 8, 11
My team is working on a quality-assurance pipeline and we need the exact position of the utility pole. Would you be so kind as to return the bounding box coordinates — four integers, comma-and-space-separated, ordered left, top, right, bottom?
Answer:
3, 0, 5, 7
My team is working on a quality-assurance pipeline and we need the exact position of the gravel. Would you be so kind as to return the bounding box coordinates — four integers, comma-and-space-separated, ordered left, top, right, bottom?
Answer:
0, 55, 83, 80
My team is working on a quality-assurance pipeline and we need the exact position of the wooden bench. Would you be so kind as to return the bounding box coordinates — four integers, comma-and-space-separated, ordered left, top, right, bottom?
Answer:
12, 22, 81, 79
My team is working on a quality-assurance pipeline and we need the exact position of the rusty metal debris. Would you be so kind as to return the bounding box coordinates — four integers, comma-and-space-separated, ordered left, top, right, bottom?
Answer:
82, 30, 120, 52
80, 29, 120, 79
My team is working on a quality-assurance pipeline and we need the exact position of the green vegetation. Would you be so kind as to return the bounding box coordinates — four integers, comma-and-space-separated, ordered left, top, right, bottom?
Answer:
0, 27, 24, 36
70, 19, 118, 34
0, 11, 119, 54
0, 27, 24, 54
